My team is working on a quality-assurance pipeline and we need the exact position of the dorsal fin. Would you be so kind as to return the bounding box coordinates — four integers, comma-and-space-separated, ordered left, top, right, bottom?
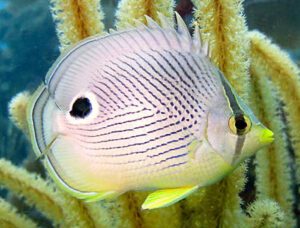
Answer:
158, 12, 173, 30
109, 28, 117, 34
175, 12, 191, 43
193, 25, 202, 52
193, 24, 210, 58
145, 15, 160, 29
202, 42, 210, 57
133, 18, 148, 28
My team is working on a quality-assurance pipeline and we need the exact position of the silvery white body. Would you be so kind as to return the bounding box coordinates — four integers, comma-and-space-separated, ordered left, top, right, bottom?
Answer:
28, 16, 271, 202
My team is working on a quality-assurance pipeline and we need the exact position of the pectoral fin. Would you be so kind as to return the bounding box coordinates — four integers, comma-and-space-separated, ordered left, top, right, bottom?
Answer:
84, 191, 120, 203
142, 186, 199, 210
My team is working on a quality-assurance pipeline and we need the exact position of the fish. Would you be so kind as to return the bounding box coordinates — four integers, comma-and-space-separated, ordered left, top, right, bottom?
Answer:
27, 13, 274, 210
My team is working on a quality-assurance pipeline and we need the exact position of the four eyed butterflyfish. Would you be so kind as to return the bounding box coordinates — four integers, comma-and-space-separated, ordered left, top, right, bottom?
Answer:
27, 13, 274, 210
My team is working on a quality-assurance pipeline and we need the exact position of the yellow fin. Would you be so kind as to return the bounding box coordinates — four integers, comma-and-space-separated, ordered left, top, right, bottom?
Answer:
142, 186, 199, 210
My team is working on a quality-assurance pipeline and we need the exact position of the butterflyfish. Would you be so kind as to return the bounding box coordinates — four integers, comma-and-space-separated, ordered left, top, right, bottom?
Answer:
27, 13, 274, 210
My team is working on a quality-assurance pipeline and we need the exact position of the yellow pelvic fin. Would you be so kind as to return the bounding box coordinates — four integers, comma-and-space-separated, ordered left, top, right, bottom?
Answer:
142, 186, 199, 210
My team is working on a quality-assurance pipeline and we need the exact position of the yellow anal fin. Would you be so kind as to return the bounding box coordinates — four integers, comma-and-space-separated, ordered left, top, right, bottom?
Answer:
84, 191, 120, 203
142, 186, 199, 210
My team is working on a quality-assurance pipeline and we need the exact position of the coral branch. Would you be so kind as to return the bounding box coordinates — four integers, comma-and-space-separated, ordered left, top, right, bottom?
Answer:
124, 192, 182, 228
8, 92, 30, 136
50, 0, 105, 52
249, 31, 300, 191
193, 0, 250, 99
182, 165, 246, 226
0, 159, 96, 227
249, 73, 295, 226
84, 192, 182, 227
247, 199, 285, 228
0, 159, 63, 224
116, 0, 174, 28
0, 198, 37, 228
84, 199, 134, 228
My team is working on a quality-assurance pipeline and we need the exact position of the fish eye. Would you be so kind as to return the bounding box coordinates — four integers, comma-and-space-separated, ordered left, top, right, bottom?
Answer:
228, 114, 251, 135
69, 97, 92, 118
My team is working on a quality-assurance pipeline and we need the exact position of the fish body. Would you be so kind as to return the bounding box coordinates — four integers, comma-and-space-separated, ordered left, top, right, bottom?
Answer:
27, 14, 273, 209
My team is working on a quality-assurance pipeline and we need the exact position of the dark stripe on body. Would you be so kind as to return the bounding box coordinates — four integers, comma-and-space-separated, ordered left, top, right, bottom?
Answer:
93, 149, 188, 169
87, 134, 192, 156
118, 58, 171, 111
137, 51, 206, 114
152, 49, 209, 101
80, 124, 193, 150
70, 116, 168, 137
66, 108, 151, 129
103, 66, 146, 105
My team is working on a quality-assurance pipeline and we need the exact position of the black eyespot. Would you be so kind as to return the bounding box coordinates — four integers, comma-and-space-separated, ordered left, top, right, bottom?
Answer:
69, 97, 92, 118
235, 116, 247, 130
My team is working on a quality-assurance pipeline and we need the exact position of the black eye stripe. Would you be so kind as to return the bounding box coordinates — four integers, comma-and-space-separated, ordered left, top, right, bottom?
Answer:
69, 97, 92, 118
218, 71, 243, 115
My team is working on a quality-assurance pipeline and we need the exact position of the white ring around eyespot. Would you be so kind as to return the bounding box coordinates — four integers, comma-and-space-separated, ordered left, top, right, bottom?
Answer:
66, 91, 99, 125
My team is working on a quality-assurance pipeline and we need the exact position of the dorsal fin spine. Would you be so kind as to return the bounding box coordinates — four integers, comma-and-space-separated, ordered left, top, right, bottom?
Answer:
175, 12, 191, 41
193, 25, 201, 51
192, 23, 210, 58
145, 15, 160, 29
157, 12, 173, 30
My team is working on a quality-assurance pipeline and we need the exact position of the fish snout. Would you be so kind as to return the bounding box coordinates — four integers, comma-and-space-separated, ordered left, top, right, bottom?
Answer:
259, 128, 274, 144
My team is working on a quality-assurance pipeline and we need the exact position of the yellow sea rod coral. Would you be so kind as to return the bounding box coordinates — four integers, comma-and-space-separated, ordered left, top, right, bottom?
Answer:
249, 74, 295, 226
193, 0, 250, 99
0, 198, 37, 228
50, 0, 105, 52
8, 91, 30, 135
116, 0, 174, 28
247, 199, 285, 228
181, 165, 246, 227
249, 31, 300, 190
0, 159, 99, 227
0, 159, 63, 225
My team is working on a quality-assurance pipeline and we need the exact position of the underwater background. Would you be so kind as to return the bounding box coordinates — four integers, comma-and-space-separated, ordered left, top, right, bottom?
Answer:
0, 0, 299, 227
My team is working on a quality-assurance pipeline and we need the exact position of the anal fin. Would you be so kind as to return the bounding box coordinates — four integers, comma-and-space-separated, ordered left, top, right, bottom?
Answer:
142, 186, 199, 210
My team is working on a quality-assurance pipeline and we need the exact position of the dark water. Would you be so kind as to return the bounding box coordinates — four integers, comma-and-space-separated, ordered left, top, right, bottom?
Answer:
0, 0, 120, 164
0, 0, 299, 226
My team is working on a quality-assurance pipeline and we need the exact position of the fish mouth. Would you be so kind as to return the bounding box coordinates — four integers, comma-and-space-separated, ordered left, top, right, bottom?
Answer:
259, 128, 274, 144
